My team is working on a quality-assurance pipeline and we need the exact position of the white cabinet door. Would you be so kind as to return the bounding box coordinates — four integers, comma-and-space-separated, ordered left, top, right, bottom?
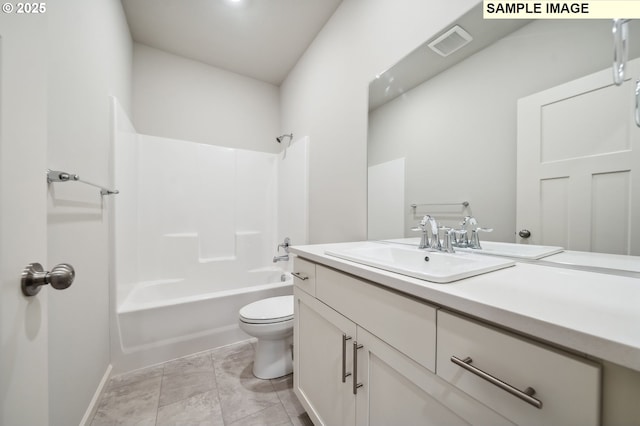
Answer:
517, 58, 640, 255
0, 12, 50, 426
355, 327, 513, 426
294, 288, 357, 426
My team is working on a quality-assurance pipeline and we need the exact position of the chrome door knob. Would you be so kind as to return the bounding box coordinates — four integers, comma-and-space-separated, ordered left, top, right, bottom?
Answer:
519, 229, 532, 239
21, 262, 75, 296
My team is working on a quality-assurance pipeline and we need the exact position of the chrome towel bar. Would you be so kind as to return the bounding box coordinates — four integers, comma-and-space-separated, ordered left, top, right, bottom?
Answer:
410, 201, 469, 209
47, 169, 119, 196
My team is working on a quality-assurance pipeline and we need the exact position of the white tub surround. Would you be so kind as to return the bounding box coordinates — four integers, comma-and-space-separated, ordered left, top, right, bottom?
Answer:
110, 99, 309, 373
291, 241, 640, 425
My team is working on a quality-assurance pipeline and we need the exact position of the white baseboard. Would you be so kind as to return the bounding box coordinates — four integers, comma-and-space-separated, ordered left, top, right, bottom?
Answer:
79, 364, 112, 426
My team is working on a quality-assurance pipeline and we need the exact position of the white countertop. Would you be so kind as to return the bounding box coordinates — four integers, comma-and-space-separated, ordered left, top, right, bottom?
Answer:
290, 241, 640, 372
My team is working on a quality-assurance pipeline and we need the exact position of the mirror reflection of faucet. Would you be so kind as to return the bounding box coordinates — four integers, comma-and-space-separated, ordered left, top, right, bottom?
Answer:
412, 215, 492, 252
460, 216, 493, 249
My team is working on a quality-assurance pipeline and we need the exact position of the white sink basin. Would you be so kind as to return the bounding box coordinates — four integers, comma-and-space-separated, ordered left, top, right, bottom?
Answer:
456, 241, 563, 260
325, 243, 514, 283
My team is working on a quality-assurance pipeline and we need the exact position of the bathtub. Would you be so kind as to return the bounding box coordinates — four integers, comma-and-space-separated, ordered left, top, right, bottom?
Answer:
113, 269, 292, 373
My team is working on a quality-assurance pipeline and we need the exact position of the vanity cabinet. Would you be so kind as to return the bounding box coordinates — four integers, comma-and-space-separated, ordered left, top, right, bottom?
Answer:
293, 258, 603, 426
294, 261, 513, 425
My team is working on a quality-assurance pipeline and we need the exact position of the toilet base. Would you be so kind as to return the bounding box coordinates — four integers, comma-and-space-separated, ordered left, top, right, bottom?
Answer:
253, 335, 293, 379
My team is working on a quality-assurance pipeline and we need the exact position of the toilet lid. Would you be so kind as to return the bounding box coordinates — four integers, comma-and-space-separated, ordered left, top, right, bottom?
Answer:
239, 295, 294, 324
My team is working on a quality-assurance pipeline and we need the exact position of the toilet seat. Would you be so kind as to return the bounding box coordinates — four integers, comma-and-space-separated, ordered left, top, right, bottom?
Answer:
239, 295, 293, 324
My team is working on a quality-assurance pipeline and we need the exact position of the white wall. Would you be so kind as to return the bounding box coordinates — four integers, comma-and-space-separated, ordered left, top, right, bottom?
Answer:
133, 43, 280, 153
368, 19, 640, 243
46, 0, 132, 424
280, 0, 479, 244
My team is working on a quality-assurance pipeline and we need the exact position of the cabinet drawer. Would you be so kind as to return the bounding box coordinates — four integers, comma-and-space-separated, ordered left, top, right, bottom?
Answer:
292, 257, 316, 296
437, 310, 601, 426
316, 265, 437, 372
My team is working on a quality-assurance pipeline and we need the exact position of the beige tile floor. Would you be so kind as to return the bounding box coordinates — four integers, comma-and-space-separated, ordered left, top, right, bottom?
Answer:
91, 340, 312, 426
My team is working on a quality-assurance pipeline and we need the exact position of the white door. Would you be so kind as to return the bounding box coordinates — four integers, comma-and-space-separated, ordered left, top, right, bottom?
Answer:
517, 59, 640, 255
0, 13, 50, 425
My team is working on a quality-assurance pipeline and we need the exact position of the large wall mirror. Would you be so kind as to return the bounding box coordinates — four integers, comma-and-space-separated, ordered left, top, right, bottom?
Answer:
367, 4, 640, 256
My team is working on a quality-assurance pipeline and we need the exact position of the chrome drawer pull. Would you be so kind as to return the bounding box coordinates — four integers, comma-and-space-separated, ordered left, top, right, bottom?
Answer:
451, 356, 543, 409
635, 79, 640, 127
353, 342, 364, 394
291, 272, 309, 281
342, 334, 352, 383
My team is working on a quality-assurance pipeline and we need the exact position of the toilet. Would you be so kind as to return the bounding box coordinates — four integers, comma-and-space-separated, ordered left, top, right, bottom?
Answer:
238, 295, 294, 379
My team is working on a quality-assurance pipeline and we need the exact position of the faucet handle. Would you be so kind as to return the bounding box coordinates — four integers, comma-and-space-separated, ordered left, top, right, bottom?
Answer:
440, 227, 467, 253
470, 227, 493, 249
411, 224, 429, 249
277, 237, 291, 253
439, 227, 454, 253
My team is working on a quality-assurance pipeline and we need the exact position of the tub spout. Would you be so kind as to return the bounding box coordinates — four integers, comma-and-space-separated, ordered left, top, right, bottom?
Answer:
273, 254, 289, 263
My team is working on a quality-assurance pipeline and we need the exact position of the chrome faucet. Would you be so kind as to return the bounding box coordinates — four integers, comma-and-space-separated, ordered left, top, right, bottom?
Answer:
458, 216, 476, 247
412, 215, 442, 251
469, 228, 493, 249
458, 216, 493, 249
273, 254, 289, 263
273, 237, 291, 263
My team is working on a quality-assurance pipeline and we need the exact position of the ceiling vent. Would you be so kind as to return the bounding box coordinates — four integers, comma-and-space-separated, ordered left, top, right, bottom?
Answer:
428, 25, 473, 57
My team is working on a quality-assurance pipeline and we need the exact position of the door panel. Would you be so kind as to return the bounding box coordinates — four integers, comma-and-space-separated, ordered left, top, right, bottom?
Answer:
591, 171, 631, 254
517, 58, 640, 254
355, 327, 512, 426
539, 177, 569, 248
294, 288, 356, 426
0, 12, 49, 426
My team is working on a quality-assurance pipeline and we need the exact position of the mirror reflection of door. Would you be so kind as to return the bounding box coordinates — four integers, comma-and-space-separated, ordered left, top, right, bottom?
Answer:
517, 58, 640, 256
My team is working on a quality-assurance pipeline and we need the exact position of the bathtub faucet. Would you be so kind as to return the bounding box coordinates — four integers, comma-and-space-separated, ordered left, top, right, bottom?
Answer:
273, 237, 291, 262
273, 254, 289, 263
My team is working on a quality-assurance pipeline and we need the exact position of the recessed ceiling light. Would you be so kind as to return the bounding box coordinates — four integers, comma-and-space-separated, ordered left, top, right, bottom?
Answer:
225, 0, 250, 8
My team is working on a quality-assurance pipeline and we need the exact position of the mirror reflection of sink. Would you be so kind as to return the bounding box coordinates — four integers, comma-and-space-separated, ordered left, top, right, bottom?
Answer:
456, 241, 564, 260
325, 243, 514, 283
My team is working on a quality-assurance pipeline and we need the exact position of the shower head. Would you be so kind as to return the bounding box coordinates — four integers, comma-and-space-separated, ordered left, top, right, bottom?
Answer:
276, 133, 293, 159
276, 133, 293, 143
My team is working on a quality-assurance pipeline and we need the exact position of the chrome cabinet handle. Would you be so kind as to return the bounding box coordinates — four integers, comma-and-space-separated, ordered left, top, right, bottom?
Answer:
21, 262, 75, 297
635, 79, 640, 127
353, 341, 363, 394
291, 272, 309, 281
342, 334, 352, 383
451, 356, 542, 409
